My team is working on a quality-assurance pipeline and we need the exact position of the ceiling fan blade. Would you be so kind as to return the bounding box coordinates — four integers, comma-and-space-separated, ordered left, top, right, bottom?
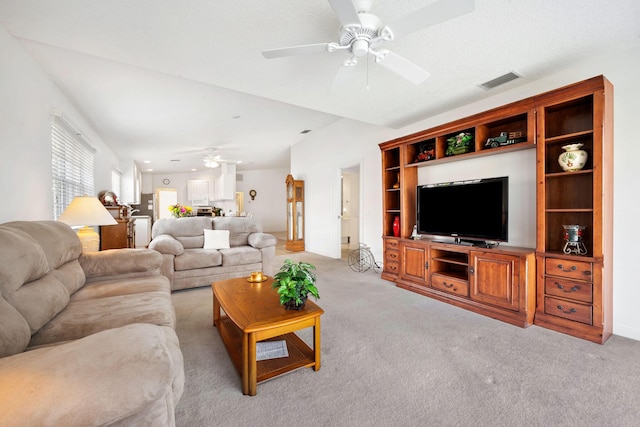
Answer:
375, 50, 430, 85
388, 0, 475, 38
262, 43, 330, 59
327, 0, 362, 28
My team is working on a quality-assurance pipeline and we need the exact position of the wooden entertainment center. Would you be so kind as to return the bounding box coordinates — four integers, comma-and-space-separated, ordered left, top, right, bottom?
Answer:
379, 76, 613, 343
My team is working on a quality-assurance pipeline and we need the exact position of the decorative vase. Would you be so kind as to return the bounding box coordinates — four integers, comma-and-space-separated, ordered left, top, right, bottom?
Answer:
558, 143, 588, 172
562, 224, 588, 255
393, 216, 400, 237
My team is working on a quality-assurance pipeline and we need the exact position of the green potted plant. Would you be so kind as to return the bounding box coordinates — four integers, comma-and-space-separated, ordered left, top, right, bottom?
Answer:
272, 259, 320, 310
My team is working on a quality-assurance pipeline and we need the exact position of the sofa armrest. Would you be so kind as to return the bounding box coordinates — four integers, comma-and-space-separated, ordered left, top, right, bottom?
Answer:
248, 232, 278, 249
79, 249, 163, 280
0, 323, 184, 426
149, 234, 185, 255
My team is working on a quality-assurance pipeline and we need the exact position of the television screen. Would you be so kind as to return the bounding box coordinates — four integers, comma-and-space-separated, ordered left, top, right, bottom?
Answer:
416, 176, 508, 243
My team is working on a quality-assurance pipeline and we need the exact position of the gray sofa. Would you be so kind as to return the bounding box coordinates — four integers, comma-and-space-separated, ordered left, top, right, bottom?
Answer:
149, 216, 277, 290
0, 221, 184, 427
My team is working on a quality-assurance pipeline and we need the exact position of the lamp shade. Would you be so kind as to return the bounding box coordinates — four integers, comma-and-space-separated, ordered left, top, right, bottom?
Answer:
58, 196, 118, 253
57, 196, 118, 227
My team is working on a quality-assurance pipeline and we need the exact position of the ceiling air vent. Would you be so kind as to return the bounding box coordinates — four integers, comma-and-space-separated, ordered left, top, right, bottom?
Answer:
479, 71, 521, 91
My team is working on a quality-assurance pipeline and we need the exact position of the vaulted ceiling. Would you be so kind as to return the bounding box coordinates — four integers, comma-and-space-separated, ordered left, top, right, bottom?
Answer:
1, 0, 638, 173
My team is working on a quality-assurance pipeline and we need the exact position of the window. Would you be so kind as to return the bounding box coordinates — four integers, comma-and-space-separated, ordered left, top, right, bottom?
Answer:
51, 115, 96, 219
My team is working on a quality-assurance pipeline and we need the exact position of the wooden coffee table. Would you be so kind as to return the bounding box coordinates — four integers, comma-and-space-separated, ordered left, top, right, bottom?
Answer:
212, 276, 323, 395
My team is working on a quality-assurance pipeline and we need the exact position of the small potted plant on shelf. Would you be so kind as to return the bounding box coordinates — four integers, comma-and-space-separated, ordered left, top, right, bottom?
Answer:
446, 132, 473, 156
272, 259, 320, 310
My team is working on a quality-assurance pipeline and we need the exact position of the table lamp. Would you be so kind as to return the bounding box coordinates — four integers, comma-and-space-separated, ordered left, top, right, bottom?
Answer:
57, 195, 118, 253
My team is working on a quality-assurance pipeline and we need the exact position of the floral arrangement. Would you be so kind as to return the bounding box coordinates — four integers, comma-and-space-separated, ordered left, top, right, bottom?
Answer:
168, 204, 193, 218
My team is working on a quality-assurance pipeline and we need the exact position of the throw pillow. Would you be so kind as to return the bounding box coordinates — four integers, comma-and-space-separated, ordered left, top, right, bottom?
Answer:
203, 229, 230, 249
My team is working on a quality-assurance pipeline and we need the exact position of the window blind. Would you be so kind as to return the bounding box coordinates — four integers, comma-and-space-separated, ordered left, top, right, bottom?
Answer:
51, 116, 96, 219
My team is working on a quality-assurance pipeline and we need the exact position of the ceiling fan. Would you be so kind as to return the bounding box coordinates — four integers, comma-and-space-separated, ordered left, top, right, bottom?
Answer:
203, 151, 240, 168
178, 147, 239, 169
262, 0, 475, 85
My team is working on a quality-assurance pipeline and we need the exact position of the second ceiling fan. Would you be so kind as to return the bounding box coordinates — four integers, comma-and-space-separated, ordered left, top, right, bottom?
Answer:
262, 0, 475, 85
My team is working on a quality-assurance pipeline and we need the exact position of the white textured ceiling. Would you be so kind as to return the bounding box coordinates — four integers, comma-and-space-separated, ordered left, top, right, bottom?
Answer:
1, 0, 638, 173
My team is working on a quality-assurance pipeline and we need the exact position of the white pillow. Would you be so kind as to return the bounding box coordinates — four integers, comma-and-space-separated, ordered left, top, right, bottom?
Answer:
203, 229, 230, 249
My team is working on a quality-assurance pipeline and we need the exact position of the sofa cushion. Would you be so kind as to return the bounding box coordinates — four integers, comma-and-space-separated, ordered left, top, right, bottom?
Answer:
80, 248, 164, 280
174, 249, 223, 271
0, 297, 31, 357
204, 229, 230, 249
3, 221, 82, 271
248, 232, 278, 249
29, 291, 176, 347
0, 323, 184, 427
70, 275, 171, 302
149, 234, 184, 255
213, 217, 261, 247
219, 246, 262, 267
151, 217, 212, 249
0, 226, 71, 334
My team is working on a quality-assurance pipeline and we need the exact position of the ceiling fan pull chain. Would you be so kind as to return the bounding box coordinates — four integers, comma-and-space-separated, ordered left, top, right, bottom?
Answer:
366, 54, 370, 91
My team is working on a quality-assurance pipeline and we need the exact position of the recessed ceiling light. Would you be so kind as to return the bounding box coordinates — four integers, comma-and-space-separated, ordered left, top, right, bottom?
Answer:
143, 160, 151, 164
147, 169, 153, 172
191, 168, 197, 171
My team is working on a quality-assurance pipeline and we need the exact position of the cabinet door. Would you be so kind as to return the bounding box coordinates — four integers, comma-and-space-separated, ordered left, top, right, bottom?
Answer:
470, 252, 519, 311
100, 221, 128, 250
400, 241, 428, 286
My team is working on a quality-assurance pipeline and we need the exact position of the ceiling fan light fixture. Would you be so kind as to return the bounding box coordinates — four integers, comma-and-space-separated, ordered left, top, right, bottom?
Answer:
204, 155, 219, 168
352, 39, 369, 56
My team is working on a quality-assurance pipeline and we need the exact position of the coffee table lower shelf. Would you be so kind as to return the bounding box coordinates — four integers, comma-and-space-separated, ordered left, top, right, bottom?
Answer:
217, 317, 316, 384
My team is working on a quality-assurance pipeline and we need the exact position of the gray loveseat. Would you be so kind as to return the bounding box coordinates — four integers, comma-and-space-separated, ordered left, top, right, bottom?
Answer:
0, 221, 184, 426
149, 216, 277, 290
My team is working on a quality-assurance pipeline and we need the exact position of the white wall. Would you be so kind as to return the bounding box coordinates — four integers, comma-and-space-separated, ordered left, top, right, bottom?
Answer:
291, 120, 398, 259
293, 44, 640, 340
0, 24, 120, 224
417, 149, 536, 248
236, 168, 288, 232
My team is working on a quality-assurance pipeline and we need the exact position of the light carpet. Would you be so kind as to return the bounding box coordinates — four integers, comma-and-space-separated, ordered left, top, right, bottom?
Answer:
172, 252, 640, 426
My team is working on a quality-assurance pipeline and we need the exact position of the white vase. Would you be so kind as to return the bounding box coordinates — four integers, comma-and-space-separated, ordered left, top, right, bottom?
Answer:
558, 143, 588, 172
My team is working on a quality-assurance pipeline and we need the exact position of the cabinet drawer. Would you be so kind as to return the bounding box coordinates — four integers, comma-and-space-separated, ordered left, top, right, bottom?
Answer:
385, 239, 399, 250
431, 274, 469, 297
544, 297, 592, 325
385, 250, 399, 263
545, 258, 593, 281
385, 262, 399, 274
545, 277, 593, 303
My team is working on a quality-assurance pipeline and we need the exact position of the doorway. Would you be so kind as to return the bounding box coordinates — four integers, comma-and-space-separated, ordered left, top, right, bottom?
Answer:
155, 188, 177, 221
340, 165, 360, 260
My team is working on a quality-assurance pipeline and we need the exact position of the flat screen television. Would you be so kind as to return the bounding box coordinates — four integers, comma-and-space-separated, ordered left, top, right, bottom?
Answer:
416, 176, 508, 244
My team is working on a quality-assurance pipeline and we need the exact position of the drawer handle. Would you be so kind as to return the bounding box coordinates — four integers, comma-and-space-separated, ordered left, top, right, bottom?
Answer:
556, 305, 577, 314
582, 270, 592, 276
555, 283, 579, 293
389, 253, 397, 259
557, 264, 577, 272
443, 281, 455, 289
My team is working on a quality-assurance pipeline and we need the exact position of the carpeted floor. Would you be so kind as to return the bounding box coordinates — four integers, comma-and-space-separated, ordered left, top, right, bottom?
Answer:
172, 252, 640, 427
